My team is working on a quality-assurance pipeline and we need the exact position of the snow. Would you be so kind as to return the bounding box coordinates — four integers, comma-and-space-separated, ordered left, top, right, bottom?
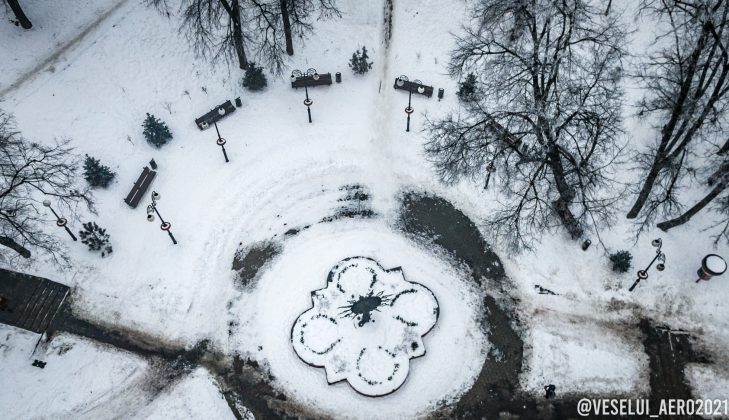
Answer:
0, 0, 122, 93
521, 317, 648, 395
704, 255, 727, 275
686, 363, 729, 401
0, 325, 148, 419
136, 368, 235, 420
291, 256, 439, 396
0, 0, 728, 417
231, 221, 488, 418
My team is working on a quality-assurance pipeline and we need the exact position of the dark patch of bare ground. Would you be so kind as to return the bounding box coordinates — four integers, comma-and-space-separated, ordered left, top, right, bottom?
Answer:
232, 241, 282, 288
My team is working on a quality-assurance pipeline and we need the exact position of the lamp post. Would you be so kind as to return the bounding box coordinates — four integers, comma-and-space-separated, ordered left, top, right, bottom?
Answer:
42, 200, 77, 241
628, 238, 666, 291
146, 191, 177, 245
291, 68, 319, 123
396, 75, 426, 133
213, 121, 229, 163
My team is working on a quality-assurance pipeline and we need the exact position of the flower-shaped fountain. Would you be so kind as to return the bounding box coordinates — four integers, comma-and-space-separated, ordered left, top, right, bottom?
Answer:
291, 257, 439, 396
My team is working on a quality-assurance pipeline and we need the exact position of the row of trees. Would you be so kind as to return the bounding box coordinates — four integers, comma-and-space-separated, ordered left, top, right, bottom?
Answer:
426, 0, 729, 250
147, 0, 340, 75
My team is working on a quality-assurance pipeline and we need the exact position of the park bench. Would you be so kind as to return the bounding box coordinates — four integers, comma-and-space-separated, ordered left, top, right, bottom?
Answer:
195, 100, 236, 130
124, 166, 156, 208
393, 78, 434, 98
291, 72, 333, 88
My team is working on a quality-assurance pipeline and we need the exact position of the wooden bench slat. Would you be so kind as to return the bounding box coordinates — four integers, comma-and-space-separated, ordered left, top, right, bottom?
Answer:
124, 167, 156, 208
195, 100, 236, 130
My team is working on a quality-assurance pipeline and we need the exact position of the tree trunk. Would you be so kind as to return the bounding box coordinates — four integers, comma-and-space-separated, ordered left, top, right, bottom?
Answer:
7, 0, 32, 29
627, 160, 664, 219
656, 182, 727, 231
719, 138, 729, 155
553, 198, 584, 239
547, 146, 584, 239
231, 0, 248, 69
0, 236, 31, 258
280, 0, 294, 56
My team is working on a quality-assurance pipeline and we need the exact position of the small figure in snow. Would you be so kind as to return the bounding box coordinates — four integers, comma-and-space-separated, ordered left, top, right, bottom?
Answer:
544, 384, 556, 399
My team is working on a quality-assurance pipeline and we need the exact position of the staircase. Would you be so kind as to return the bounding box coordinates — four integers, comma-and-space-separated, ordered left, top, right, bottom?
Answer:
0, 268, 70, 334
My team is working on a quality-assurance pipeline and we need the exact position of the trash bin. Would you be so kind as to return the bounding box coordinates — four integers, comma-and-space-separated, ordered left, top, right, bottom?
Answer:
336, 72, 342, 83
235, 97, 242, 107
437, 88, 444, 99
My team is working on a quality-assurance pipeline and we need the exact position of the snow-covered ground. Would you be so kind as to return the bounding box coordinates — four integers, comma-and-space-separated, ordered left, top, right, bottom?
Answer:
1, 0, 728, 418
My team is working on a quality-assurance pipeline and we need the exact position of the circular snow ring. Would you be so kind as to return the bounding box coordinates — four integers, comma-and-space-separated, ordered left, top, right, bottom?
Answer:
304, 98, 313, 107
245, 221, 488, 418
216, 137, 227, 146
160, 222, 171, 231
56, 218, 67, 227
404, 106, 414, 114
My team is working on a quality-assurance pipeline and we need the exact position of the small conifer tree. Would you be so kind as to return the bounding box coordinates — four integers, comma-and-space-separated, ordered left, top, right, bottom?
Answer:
142, 113, 173, 148
457, 73, 478, 102
349, 46, 373, 75
83, 155, 115, 188
79, 222, 113, 257
242, 62, 268, 91
609, 250, 632, 273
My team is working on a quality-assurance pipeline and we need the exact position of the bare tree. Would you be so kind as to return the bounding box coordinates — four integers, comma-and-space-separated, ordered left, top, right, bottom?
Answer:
279, 0, 340, 56
149, 0, 339, 75
0, 111, 93, 265
657, 155, 729, 231
245, 0, 339, 72
148, 0, 249, 70
5, 0, 32, 29
627, 0, 729, 234
424, 0, 627, 250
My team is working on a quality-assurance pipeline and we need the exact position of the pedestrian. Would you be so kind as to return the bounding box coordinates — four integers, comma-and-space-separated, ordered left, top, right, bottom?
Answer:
544, 384, 556, 399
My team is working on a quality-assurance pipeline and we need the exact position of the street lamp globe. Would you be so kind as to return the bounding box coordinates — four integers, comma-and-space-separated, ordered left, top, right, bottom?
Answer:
42, 199, 51, 207
147, 213, 155, 222
151, 191, 160, 201
218, 107, 226, 116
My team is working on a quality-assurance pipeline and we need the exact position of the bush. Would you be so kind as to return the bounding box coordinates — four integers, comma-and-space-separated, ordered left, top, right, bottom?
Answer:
79, 222, 113, 257
142, 113, 173, 148
83, 155, 116, 188
457, 73, 478, 102
609, 250, 632, 273
242, 62, 268, 91
349, 46, 373, 75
